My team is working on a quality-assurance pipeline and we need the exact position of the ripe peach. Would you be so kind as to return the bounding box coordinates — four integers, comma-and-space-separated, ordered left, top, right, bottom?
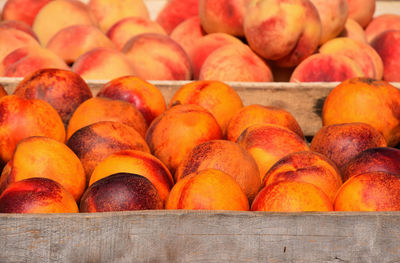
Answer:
123, 33, 192, 81
227, 104, 304, 142
170, 17, 206, 56
371, 30, 400, 82
97, 76, 166, 126
290, 53, 364, 82
237, 124, 310, 178
67, 97, 148, 139
311, 123, 387, 170
169, 80, 243, 135
66, 121, 150, 182
166, 169, 249, 211
0, 85, 7, 98
339, 18, 368, 43
80, 173, 163, 212
244, 0, 321, 67
89, 150, 173, 204
47, 24, 116, 65
365, 14, 400, 43
0, 177, 78, 213
334, 171, 400, 211
2, 0, 51, 26
156, 0, 199, 34
0, 136, 85, 201
263, 151, 342, 202
342, 147, 400, 182
145, 104, 222, 174
0, 95, 65, 163
72, 47, 136, 80
88, 0, 149, 33
0, 20, 39, 40
322, 77, 400, 147
13, 68, 92, 127
251, 181, 333, 212
174, 140, 261, 201
33, 0, 98, 46
199, 44, 274, 82
346, 0, 375, 28
107, 17, 166, 50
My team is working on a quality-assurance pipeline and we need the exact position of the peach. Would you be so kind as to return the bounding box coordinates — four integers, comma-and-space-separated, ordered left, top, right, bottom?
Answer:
156, 0, 199, 34
13, 68, 92, 127
107, 16, 166, 50
251, 181, 333, 212
0, 136, 85, 201
166, 169, 249, 211
123, 33, 192, 81
244, 0, 321, 67
342, 147, 400, 182
236, 124, 310, 179
88, 0, 149, 33
309, 0, 349, 44
311, 123, 387, 170
33, 0, 98, 46
334, 171, 400, 211
145, 104, 222, 174
0, 95, 65, 163
80, 172, 163, 212
263, 151, 342, 202
89, 150, 173, 204
319, 37, 383, 79
97, 76, 166, 126
365, 14, 400, 43
72, 47, 136, 80
290, 53, 364, 82
0, 20, 39, 40
170, 17, 206, 56
66, 121, 150, 182
0, 177, 78, 213
0, 85, 7, 98
174, 140, 261, 201
338, 18, 367, 43
371, 30, 400, 82
199, 44, 274, 82
2, 0, 51, 26
226, 104, 304, 142
169, 80, 243, 135
47, 25, 116, 65
346, 0, 375, 28
322, 77, 400, 147
67, 97, 148, 139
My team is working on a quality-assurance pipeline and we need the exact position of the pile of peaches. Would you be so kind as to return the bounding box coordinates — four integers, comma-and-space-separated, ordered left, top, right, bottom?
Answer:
0, 0, 399, 82
0, 68, 399, 213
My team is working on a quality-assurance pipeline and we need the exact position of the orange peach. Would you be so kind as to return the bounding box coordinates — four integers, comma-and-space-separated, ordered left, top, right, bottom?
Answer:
338, 18, 367, 43
251, 181, 333, 212
33, 0, 98, 46
89, 150, 173, 203
174, 140, 261, 201
72, 47, 136, 80
170, 17, 206, 56
2, 0, 51, 26
263, 151, 342, 202
226, 104, 304, 142
334, 171, 400, 211
88, 0, 149, 33
0, 136, 85, 201
244, 0, 321, 67
365, 14, 400, 43
97, 76, 166, 126
0, 20, 39, 40
145, 104, 222, 174
346, 0, 375, 28
80, 173, 163, 212
0, 95, 66, 163
66, 121, 150, 182
322, 77, 400, 147
199, 44, 274, 82
311, 123, 387, 170
156, 0, 199, 34
0, 85, 7, 98
236, 124, 310, 179
47, 24, 115, 65
107, 16, 166, 50
166, 169, 249, 211
0, 177, 78, 213
169, 80, 243, 135
13, 68, 92, 127
290, 53, 364, 82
